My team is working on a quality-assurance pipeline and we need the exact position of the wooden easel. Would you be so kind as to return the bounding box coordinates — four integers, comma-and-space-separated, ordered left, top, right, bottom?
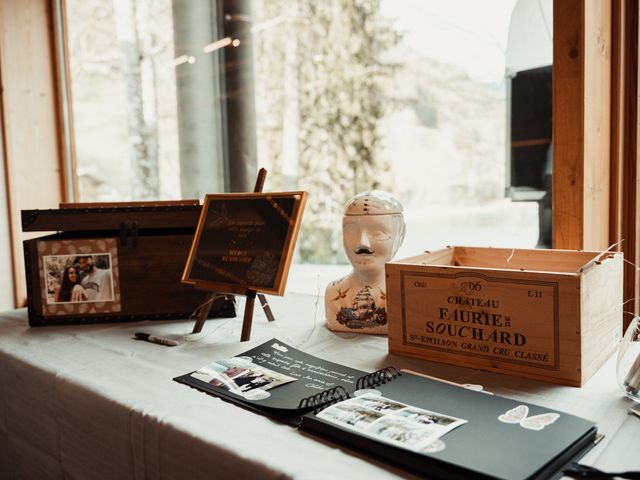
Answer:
191, 169, 275, 341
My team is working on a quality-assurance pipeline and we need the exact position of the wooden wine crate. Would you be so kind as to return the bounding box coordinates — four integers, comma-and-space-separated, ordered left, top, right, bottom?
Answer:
386, 246, 623, 386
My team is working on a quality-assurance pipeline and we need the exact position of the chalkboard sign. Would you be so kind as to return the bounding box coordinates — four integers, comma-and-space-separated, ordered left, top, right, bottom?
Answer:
182, 192, 307, 295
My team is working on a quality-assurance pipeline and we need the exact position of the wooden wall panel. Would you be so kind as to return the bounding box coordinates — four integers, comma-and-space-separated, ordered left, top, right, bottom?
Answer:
553, 0, 612, 251
553, 0, 584, 249
630, 1, 640, 322
583, 1, 612, 250
0, 0, 65, 307
621, 0, 639, 323
610, 0, 625, 247
609, 0, 639, 326
0, 117, 15, 311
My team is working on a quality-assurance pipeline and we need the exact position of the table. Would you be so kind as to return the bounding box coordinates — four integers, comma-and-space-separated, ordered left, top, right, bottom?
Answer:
0, 293, 638, 479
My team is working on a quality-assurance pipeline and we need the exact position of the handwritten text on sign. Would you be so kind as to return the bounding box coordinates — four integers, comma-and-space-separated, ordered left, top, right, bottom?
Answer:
253, 350, 358, 390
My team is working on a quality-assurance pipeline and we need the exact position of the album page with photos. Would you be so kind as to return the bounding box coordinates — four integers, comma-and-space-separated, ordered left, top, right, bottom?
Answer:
301, 372, 598, 480
174, 339, 368, 420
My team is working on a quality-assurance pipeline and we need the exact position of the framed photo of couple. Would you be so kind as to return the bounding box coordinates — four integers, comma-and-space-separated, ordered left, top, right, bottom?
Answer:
36, 238, 122, 317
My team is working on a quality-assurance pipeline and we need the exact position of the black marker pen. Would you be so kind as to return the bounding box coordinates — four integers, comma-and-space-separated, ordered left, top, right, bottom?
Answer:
134, 332, 179, 347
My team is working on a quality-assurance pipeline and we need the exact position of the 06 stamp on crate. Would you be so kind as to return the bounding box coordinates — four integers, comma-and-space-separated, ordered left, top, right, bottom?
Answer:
385, 246, 623, 386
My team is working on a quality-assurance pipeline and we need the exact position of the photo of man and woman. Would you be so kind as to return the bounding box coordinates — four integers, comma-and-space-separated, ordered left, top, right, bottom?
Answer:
396, 407, 457, 426
319, 401, 385, 427
44, 253, 115, 304
317, 393, 467, 454
369, 416, 443, 449
350, 395, 406, 415
191, 356, 297, 399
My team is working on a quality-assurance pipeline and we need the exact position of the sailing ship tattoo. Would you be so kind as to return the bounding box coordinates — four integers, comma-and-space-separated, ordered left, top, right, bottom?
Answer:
335, 285, 387, 329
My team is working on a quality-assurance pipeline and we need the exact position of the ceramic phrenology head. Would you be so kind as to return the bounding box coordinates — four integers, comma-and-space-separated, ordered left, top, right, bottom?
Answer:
342, 191, 405, 275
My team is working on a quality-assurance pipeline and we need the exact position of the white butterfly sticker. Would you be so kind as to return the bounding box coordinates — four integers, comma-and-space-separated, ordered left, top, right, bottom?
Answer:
498, 405, 560, 431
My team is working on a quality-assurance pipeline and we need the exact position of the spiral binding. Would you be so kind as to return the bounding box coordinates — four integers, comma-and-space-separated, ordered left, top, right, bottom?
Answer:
356, 366, 401, 390
297, 385, 350, 412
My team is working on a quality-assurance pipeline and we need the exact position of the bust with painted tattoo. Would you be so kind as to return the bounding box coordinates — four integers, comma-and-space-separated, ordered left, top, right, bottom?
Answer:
325, 191, 405, 335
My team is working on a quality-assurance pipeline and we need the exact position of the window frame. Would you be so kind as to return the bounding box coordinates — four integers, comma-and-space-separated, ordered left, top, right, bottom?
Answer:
553, 0, 638, 327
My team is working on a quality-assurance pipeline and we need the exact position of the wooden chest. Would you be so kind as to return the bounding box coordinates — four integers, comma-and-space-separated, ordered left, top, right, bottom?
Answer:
386, 246, 623, 386
22, 202, 235, 326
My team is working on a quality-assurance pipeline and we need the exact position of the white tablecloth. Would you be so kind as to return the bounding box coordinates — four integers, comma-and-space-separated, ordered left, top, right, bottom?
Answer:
0, 294, 638, 479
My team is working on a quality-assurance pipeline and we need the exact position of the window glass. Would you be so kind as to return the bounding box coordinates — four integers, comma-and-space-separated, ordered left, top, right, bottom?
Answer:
64, 0, 551, 291
252, 0, 549, 289
66, 0, 180, 201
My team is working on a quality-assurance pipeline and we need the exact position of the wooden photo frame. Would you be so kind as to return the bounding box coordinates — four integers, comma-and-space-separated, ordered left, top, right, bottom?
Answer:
182, 192, 307, 296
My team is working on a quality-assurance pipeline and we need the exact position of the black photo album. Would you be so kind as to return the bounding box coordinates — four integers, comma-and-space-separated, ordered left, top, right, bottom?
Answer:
174, 339, 598, 480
